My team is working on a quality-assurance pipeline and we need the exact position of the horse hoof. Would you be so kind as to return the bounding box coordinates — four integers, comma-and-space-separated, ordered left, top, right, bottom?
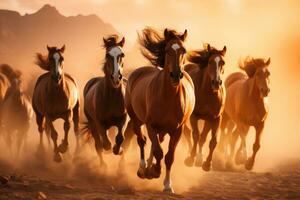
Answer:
184, 156, 195, 167
150, 165, 161, 179
235, 151, 247, 165
202, 161, 211, 172
53, 153, 62, 163
58, 141, 69, 154
245, 159, 254, 170
163, 187, 175, 194
144, 167, 153, 179
112, 145, 123, 155
137, 168, 146, 179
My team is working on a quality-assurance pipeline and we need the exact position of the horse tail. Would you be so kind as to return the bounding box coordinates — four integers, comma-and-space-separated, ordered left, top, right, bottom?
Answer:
80, 110, 94, 143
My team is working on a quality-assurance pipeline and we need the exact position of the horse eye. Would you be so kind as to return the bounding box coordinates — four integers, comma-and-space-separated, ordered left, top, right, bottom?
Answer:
220, 60, 225, 66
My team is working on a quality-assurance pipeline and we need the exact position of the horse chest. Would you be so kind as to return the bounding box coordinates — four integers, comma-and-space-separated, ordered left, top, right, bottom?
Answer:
194, 93, 224, 119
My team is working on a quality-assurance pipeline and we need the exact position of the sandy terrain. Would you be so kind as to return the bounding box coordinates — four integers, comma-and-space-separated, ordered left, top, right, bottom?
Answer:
0, 148, 300, 200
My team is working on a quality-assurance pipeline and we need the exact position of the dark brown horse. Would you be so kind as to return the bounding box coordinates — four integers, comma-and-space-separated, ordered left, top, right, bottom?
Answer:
220, 57, 270, 170
1, 66, 33, 159
82, 35, 127, 169
33, 45, 80, 162
125, 28, 195, 193
183, 44, 227, 171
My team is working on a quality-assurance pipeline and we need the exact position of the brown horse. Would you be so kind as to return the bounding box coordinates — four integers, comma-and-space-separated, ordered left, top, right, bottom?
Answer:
82, 35, 127, 169
33, 45, 80, 162
1, 66, 33, 159
220, 57, 270, 170
0, 64, 12, 138
183, 44, 227, 171
125, 28, 195, 193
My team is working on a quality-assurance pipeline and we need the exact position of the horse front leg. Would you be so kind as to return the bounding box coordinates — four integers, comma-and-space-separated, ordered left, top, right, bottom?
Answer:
47, 119, 62, 162
163, 127, 182, 193
146, 124, 163, 179
234, 125, 249, 165
92, 124, 107, 171
195, 121, 211, 167
245, 123, 264, 170
57, 112, 72, 154
134, 123, 147, 179
202, 118, 220, 171
184, 115, 199, 167
113, 116, 128, 155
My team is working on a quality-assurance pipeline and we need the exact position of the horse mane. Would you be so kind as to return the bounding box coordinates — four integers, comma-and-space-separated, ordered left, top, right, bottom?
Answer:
186, 44, 222, 68
139, 27, 183, 68
239, 57, 267, 77
35, 53, 50, 71
103, 35, 119, 49
0, 64, 22, 83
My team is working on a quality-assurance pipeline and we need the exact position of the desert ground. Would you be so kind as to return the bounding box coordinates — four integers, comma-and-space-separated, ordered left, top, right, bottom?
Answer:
0, 129, 299, 200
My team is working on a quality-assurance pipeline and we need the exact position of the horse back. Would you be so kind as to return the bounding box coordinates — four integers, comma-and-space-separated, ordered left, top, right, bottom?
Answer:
225, 72, 247, 89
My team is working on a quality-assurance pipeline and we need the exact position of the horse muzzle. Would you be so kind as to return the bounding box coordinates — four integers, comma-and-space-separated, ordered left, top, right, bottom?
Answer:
111, 73, 123, 88
51, 74, 62, 83
260, 88, 270, 97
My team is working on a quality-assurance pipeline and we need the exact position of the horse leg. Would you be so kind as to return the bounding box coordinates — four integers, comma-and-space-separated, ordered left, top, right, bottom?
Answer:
95, 123, 111, 151
183, 125, 192, 156
202, 118, 220, 171
235, 125, 249, 165
163, 127, 182, 193
184, 115, 199, 167
122, 119, 135, 152
195, 121, 211, 167
47, 119, 62, 163
135, 123, 147, 179
36, 112, 45, 152
57, 112, 72, 154
146, 125, 163, 179
113, 116, 128, 155
92, 124, 107, 170
72, 101, 80, 152
245, 123, 264, 170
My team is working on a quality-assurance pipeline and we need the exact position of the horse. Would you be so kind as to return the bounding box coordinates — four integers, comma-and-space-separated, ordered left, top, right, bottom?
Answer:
220, 57, 271, 170
125, 28, 195, 193
82, 35, 128, 169
0, 64, 13, 139
183, 44, 227, 171
1, 66, 33, 159
33, 45, 80, 162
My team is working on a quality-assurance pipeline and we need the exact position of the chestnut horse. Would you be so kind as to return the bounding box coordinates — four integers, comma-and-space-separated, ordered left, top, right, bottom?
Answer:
183, 44, 227, 171
221, 57, 270, 170
1, 66, 33, 159
83, 35, 127, 169
33, 45, 80, 162
125, 28, 195, 193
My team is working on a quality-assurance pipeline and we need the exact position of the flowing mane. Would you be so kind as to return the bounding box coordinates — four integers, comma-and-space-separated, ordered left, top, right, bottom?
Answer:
35, 53, 50, 71
186, 44, 223, 68
103, 35, 119, 49
0, 64, 21, 83
239, 57, 267, 77
139, 27, 183, 68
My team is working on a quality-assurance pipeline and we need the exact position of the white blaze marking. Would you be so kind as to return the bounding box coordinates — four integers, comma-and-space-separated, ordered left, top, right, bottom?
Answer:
171, 43, 180, 52
214, 56, 221, 80
53, 52, 62, 75
108, 46, 123, 80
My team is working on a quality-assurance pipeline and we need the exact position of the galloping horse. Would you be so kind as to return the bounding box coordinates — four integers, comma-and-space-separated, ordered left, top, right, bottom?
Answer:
0, 64, 12, 138
125, 28, 195, 193
221, 57, 270, 170
183, 44, 227, 171
83, 35, 127, 169
33, 45, 80, 162
1, 65, 33, 159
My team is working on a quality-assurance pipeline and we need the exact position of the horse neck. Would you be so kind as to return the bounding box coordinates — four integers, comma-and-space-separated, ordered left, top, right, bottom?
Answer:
200, 66, 212, 93
48, 73, 65, 90
246, 77, 265, 108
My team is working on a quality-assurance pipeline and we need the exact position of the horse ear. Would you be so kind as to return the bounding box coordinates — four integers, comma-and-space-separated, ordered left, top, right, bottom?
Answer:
103, 37, 108, 47
180, 29, 188, 41
265, 57, 271, 66
164, 28, 169, 39
60, 45, 65, 53
119, 37, 125, 47
47, 45, 51, 51
207, 44, 211, 51
221, 46, 227, 56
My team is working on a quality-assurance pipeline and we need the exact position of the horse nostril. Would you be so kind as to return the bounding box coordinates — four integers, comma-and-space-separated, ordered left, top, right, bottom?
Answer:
119, 74, 123, 80
219, 80, 222, 85
268, 88, 270, 93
